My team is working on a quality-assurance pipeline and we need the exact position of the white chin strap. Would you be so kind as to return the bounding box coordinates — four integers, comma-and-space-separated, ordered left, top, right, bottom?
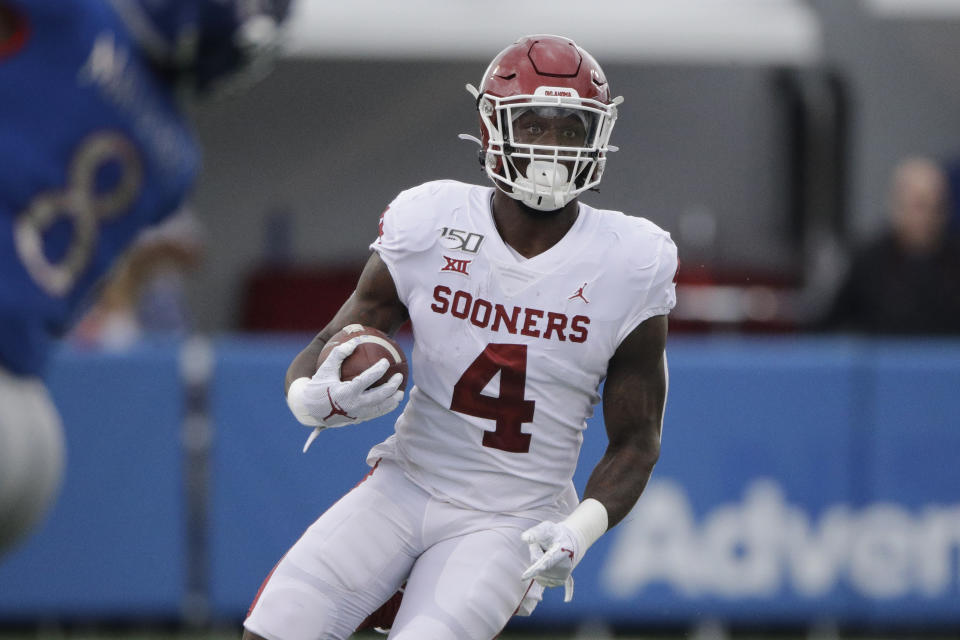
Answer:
511, 161, 572, 212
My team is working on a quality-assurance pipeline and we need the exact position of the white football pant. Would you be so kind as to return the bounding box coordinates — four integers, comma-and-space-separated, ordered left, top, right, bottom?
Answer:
0, 366, 65, 556
244, 458, 542, 640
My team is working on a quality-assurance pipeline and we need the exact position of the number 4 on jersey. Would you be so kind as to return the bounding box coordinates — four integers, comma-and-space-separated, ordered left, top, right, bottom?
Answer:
450, 344, 536, 453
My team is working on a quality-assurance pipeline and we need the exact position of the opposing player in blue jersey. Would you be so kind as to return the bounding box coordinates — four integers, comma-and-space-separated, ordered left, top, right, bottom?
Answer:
0, 0, 289, 556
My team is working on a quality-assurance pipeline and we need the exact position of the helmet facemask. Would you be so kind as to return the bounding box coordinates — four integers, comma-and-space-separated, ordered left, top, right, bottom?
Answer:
468, 86, 621, 212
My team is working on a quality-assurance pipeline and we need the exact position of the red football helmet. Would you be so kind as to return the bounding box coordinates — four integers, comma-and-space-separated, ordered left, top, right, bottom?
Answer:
463, 35, 622, 211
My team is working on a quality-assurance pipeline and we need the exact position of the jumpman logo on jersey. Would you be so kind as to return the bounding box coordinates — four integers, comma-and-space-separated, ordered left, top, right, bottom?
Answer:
323, 388, 354, 422
568, 282, 590, 304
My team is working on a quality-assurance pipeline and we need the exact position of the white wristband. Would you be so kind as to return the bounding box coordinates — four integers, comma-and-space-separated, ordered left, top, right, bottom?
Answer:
286, 377, 319, 426
561, 498, 609, 567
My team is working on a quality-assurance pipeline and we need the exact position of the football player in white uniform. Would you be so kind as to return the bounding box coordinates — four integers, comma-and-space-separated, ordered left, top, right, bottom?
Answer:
244, 34, 677, 640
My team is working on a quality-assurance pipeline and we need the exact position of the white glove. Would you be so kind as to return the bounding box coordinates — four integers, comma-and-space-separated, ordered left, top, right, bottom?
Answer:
520, 498, 609, 603
520, 521, 579, 602
286, 338, 404, 451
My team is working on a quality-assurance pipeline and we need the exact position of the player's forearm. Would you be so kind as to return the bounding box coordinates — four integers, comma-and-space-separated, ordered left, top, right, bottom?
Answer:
284, 295, 378, 393
285, 335, 329, 393
582, 437, 660, 528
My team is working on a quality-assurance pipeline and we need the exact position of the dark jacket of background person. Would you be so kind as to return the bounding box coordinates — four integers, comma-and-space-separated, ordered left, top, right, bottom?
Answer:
824, 157, 960, 335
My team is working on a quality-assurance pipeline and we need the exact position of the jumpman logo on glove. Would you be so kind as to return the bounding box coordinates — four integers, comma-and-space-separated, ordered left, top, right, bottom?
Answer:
323, 388, 355, 422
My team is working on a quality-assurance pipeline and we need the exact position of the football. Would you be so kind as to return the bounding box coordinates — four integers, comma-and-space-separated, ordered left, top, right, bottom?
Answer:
318, 324, 408, 391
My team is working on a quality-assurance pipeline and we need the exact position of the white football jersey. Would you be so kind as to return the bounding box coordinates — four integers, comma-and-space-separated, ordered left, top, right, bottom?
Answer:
368, 180, 677, 521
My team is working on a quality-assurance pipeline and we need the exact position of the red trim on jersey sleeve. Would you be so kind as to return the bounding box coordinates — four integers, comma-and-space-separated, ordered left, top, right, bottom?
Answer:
0, 5, 30, 61
377, 206, 390, 240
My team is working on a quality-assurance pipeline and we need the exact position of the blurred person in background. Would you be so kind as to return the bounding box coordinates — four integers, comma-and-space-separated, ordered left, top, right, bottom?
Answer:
0, 0, 289, 557
823, 156, 960, 335
71, 207, 203, 350
244, 34, 677, 640
947, 155, 960, 234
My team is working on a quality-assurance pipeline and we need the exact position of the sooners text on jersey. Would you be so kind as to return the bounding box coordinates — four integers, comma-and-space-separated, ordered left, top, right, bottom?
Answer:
367, 180, 677, 521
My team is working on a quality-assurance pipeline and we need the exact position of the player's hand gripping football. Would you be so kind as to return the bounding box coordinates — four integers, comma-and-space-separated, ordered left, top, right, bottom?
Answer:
520, 520, 579, 602
286, 338, 404, 441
